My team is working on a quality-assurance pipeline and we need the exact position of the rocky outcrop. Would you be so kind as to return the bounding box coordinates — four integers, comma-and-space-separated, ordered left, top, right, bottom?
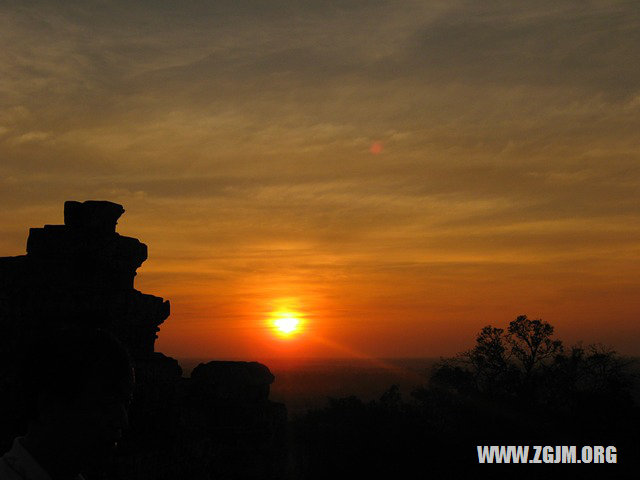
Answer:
185, 361, 287, 480
191, 361, 275, 402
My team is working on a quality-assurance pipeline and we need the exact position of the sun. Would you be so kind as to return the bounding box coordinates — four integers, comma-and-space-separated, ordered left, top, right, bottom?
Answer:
274, 316, 299, 334
269, 310, 303, 338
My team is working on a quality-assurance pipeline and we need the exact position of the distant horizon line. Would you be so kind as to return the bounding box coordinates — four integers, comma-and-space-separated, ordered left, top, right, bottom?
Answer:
174, 355, 443, 361
171, 354, 640, 365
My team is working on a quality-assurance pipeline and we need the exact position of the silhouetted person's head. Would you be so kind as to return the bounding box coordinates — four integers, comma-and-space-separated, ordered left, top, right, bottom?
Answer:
20, 327, 134, 477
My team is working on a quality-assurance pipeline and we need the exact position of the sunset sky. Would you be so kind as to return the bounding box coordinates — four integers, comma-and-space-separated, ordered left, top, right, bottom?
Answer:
1, 1, 639, 359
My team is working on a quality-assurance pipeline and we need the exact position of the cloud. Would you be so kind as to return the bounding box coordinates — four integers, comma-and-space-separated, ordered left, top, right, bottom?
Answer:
406, 1, 640, 95
12, 131, 51, 144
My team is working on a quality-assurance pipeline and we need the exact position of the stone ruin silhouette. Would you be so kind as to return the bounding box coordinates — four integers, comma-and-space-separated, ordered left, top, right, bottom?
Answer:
0, 201, 287, 479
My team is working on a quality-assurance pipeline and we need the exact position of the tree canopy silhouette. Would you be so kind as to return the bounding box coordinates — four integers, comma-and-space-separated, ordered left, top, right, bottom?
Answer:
508, 314, 563, 378
428, 315, 635, 411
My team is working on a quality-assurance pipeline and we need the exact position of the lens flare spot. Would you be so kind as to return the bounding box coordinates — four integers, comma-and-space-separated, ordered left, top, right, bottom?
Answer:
370, 141, 383, 154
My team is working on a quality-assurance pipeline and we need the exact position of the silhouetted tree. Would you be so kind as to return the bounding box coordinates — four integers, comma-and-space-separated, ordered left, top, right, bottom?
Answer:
461, 325, 516, 396
434, 315, 564, 400
379, 384, 402, 409
428, 359, 475, 396
507, 314, 563, 380
541, 343, 636, 414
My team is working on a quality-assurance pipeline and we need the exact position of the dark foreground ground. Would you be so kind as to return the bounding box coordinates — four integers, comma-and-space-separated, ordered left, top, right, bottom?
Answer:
179, 357, 640, 479
179, 357, 439, 416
